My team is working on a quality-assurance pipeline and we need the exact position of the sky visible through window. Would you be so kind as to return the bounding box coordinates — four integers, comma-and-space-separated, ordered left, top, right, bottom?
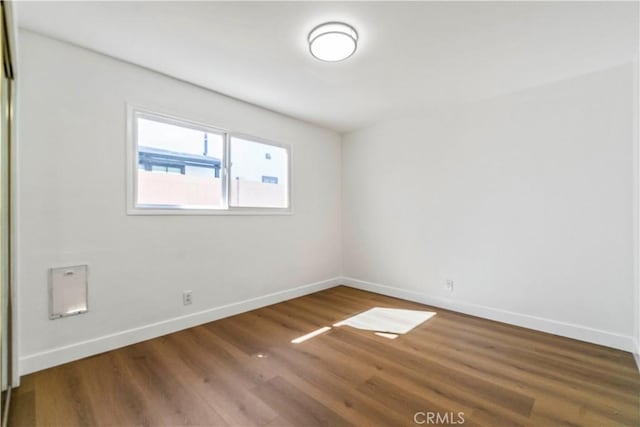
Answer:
137, 118, 223, 159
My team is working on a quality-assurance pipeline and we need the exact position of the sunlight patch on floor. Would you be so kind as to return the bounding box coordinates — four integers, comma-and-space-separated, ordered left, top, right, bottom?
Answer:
290, 307, 436, 344
374, 332, 399, 339
333, 307, 436, 334
291, 326, 332, 344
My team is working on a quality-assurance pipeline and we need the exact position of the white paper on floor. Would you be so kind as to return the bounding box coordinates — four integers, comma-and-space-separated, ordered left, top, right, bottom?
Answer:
333, 307, 436, 334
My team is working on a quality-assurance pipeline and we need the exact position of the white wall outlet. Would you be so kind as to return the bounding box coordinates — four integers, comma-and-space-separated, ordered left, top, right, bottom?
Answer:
183, 290, 193, 305
445, 279, 454, 292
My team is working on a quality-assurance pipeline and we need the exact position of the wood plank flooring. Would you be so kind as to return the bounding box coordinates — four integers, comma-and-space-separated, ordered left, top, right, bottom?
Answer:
9, 286, 640, 426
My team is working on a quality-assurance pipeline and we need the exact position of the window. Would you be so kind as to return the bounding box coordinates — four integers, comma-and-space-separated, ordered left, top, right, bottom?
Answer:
229, 136, 289, 208
128, 107, 291, 213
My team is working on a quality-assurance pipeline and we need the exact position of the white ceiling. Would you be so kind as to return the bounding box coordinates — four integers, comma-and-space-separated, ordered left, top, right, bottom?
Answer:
16, 1, 639, 133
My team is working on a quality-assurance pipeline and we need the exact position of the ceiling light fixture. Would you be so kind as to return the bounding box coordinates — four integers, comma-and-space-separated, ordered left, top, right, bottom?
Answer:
308, 22, 358, 62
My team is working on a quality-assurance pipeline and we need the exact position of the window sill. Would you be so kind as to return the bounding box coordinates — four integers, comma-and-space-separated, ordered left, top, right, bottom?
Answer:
127, 207, 293, 216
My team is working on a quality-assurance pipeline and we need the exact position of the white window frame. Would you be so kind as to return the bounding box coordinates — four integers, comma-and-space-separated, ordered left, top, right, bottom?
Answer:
126, 104, 292, 215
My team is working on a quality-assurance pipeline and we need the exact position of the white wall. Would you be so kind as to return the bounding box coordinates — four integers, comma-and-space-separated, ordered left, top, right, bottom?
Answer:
343, 64, 636, 350
17, 30, 342, 373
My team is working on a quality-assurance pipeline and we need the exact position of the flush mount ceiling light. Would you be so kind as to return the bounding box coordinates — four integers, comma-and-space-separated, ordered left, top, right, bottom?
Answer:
308, 22, 358, 62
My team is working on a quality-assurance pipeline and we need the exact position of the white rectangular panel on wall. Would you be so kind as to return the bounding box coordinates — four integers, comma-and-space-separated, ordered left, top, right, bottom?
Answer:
49, 265, 88, 319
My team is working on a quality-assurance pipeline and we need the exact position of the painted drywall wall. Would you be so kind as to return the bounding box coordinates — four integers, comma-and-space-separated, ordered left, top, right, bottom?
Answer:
17, 30, 342, 373
343, 64, 636, 350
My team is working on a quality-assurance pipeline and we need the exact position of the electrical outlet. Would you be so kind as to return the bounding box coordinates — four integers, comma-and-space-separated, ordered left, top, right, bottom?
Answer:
183, 290, 193, 305
445, 279, 454, 292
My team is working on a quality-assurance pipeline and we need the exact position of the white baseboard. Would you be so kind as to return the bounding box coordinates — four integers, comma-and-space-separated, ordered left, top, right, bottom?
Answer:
340, 276, 635, 352
19, 277, 342, 375
20, 275, 636, 375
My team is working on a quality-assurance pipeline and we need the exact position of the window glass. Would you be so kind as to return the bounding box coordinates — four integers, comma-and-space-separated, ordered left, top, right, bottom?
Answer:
130, 108, 291, 213
136, 115, 224, 208
229, 136, 289, 208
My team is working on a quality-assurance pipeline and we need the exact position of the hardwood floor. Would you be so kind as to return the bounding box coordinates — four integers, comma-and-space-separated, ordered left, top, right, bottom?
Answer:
9, 286, 640, 426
